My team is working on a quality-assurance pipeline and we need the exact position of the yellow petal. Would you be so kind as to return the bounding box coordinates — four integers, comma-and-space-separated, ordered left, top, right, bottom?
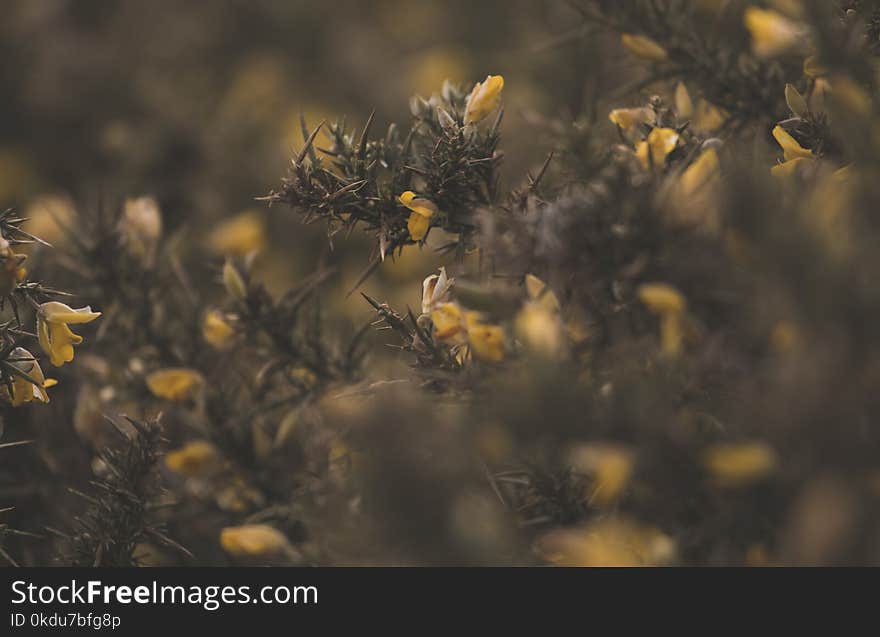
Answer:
636, 127, 679, 169
678, 148, 720, 198
744, 7, 801, 58
770, 156, 814, 178
431, 302, 465, 341
407, 211, 431, 241
674, 82, 693, 119
772, 125, 813, 161
608, 107, 655, 131
220, 524, 291, 557
524, 273, 560, 313
38, 301, 102, 325
464, 75, 504, 125
165, 440, 222, 477
515, 303, 565, 358
206, 210, 267, 256
465, 312, 506, 362
146, 368, 205, 402
638, 283, 686, 315
202, 310, 235, 350
621, 34, 668, 62
703, 442, 777, 487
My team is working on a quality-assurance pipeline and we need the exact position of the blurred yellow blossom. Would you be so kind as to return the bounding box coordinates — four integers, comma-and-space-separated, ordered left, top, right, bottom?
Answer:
399, 191, 437, 241
202, 309, 235, 350
608, 107, 655, 131
431, 302, 466, 342
568, 443, 635, 507
674, 82, 693, 119
744, 7, 802, 59
638, 283, 686, 358
207, 210, 267, 256
463, 74, 504, 125
621, 33, 668, 62
165, 440, 222, 477
703, 442, 778, 487
535, 517, 675, 566
465, 312, 506, 362
36, 302, 102, 367
636, 127, 679, 170
121, 196, 162, 266
146, 368, 204, 402
220, 524, 292, 557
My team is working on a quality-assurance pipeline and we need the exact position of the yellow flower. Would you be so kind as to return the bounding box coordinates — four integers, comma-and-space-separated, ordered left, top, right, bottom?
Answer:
146, 368, 204, 401
744, 7, 802, 59
515, 303, 565, 358
220, 524, 292, 557
635, 127, 679, 170
3, 347, 54, 407
36, 301, 102, 367
692, 99, 728, 133
202, 309, 235, 350
206, 209, 267, 256
638, 283, 686, 358
703, 442, 777, 487
165, 440, 222, 477
465, 312, 506, 362
535, 517, 675, 566
463, 74, 504, 125
430, 302, 466, 342
772, 125, 812, 162
678, 148, 720, 199
608, 107, 655, 131
0, 237, 26, 296
620, 33, 668, 62
674, 82, 693, 119
568, 443, 635, 507
399, 191, 438, 241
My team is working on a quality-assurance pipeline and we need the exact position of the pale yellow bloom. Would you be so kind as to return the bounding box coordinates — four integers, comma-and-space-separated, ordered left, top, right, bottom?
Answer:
692, 99, 727, 133
678, 148, 720, 199
202, 309, 235, 350
744, 7, 802, 58
36, 302, 102, 367
568, 443, 635, 507
431, 302, 466, 342
463, 75, 504, 125
535, 517, 675, 566
621, 33, 668, 62
465, 312, 506, 362
399, 191, 437, 242
666, 148, 721, 233
638, 283, 686, 357
636, 127, 679, 170
515, 303, 565, 358
220, 524, 291, 557
3, 347, 54, 407
703, 442, 777, 487
608, 107, 655, 131
146, 368, 204, 402
165, 440, 222, 477
207, 210, 267, 256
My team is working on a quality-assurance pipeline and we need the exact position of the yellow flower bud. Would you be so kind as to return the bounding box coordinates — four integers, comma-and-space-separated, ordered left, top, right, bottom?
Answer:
3, 347, 53, 406
465, 312, 506, 362
431, 302, 465, 342
463, 74, 504, 125
772, 125, 813, 162
674, 82, 694, 119
608, 107, 655, 131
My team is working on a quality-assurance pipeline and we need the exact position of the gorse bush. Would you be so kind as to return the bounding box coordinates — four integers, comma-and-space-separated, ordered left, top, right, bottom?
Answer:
2, 0, 880, 565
